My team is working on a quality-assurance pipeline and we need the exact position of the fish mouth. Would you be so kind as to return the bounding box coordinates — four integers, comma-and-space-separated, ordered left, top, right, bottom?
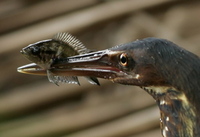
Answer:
20, 47, 31, 58
17, 49, 129, 80
20, 48, 26, 55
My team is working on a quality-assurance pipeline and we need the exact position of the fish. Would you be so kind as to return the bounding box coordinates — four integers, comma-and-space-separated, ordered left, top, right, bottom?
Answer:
20, 32, 99, 85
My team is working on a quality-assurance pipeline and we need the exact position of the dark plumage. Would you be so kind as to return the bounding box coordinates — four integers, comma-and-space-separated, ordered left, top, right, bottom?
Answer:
111, 38, 200, 136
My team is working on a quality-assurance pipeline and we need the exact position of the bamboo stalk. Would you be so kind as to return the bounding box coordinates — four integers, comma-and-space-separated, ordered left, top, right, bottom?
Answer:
0, 96, 156, 137
131, 128, 161, 137
0, 0, 173, 55
0, 0, 98, 34
0, 79, 107, 117
63, 106, 159, 137
130, 12, 200, 54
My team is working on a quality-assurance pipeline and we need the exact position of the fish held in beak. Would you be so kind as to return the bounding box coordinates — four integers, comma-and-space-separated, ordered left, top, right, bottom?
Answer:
18, 32, 99, 85
18, 49, 136, 85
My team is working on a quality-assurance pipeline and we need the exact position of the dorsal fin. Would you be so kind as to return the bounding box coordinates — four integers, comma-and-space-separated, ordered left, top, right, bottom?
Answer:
52, 32, 100, 85
53, 32, 89, 54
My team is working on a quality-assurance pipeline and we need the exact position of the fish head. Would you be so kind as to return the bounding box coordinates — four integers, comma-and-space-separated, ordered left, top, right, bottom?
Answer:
20, 39, 60, 69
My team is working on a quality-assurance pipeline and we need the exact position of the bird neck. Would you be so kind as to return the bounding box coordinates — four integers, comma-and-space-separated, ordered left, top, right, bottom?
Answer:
142, 86, 200, 137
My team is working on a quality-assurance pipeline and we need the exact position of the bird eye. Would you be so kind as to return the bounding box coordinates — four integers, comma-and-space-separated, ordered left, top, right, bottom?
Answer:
119, 53, 128, 66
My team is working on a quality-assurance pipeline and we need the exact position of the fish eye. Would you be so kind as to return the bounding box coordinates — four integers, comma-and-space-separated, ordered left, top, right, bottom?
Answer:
31, 47, 40, 55
119, 53, 128, 66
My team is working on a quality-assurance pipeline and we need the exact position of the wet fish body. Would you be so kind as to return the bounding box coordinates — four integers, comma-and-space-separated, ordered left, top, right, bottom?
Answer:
21, 32, 99, 85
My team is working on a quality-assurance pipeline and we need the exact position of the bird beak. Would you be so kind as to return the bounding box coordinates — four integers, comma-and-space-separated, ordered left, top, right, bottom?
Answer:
17, 63, 47, 75
17, 50, 129, 81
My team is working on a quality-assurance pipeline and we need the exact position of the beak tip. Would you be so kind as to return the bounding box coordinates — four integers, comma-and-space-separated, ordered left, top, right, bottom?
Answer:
17, 66, 23, 73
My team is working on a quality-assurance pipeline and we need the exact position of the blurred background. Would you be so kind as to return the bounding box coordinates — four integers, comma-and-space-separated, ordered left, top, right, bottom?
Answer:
0, 0, 200, 137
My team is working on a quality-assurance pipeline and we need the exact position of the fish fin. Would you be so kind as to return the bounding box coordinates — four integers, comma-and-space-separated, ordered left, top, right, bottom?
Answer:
47, 70, 59, 86
53, 32, 89, 54
47, 70, 80, 85
55, 75, 80, 85
85, 77, 100, 85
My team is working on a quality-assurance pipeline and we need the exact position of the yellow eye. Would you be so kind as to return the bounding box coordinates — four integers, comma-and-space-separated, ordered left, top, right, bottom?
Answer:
119, 53, 128, 66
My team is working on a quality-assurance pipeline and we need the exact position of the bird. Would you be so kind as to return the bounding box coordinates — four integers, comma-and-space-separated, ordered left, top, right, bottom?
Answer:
18, 37, 200, 137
